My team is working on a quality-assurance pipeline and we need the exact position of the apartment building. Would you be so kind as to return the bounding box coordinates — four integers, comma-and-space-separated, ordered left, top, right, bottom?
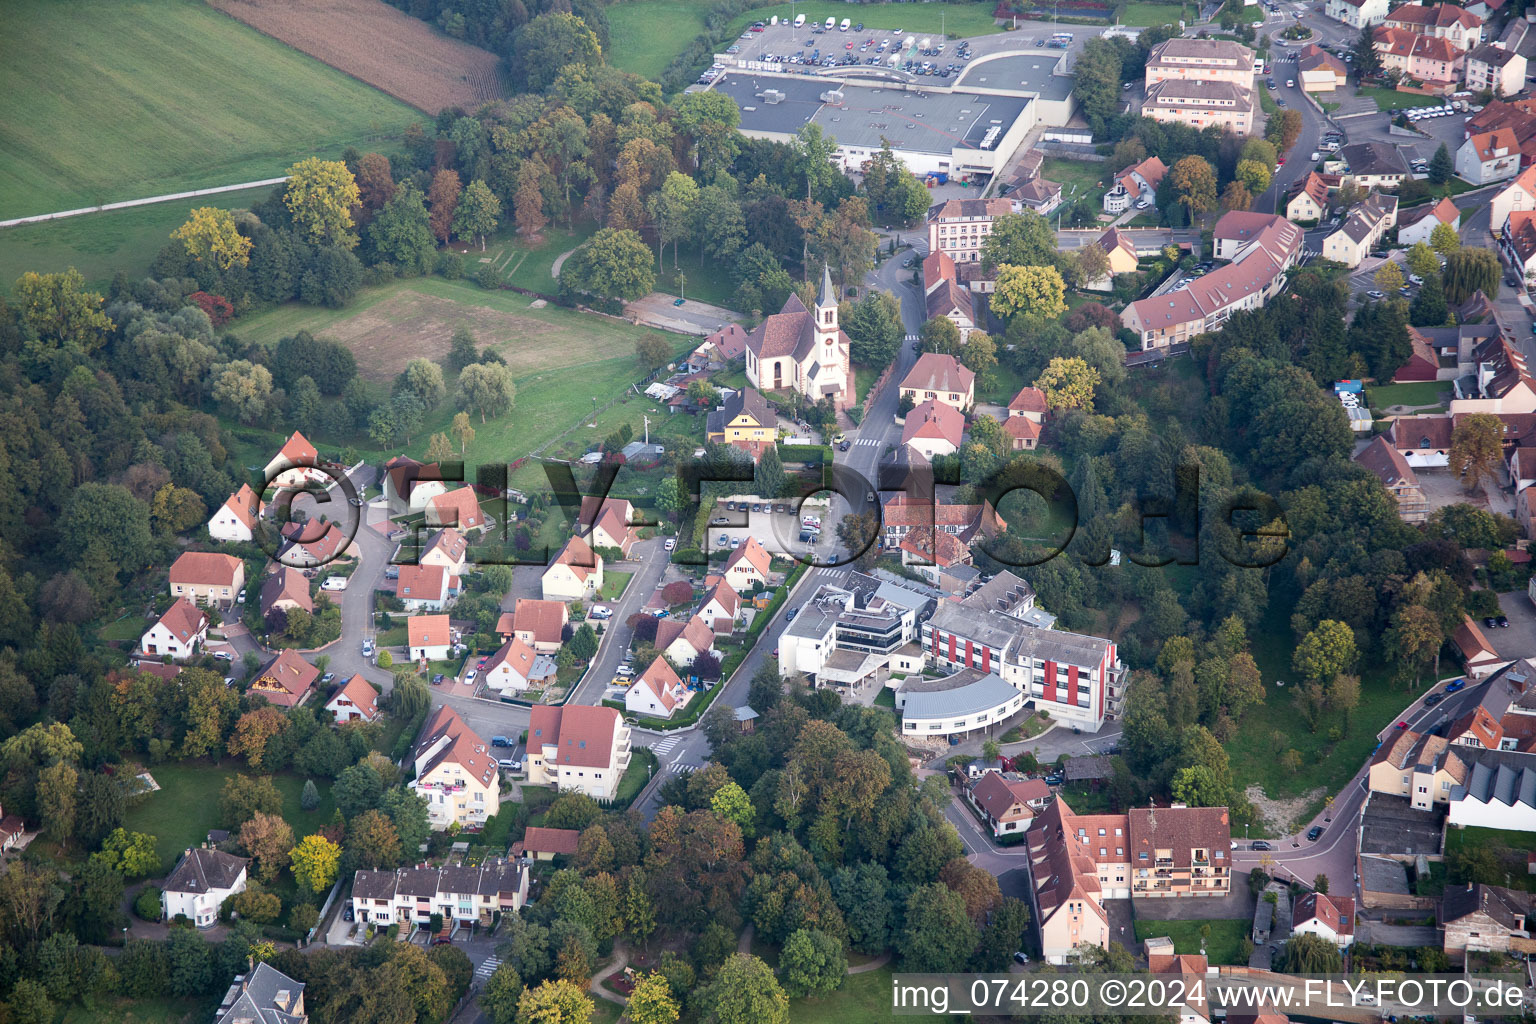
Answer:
1142, 79, 1255, 134
408, 706, 501, 829
1465, 42, 1527, 95
926, 197, 1015, 263
526, 704, 631, 801
1321, 194, 1399, 267
168, 551, 244, 608
349, 858, 528, 929
1382, 2, 1482, 49
1374, 28, 1465, 88
1144, 38, 1256, 87
1457, 128, 1522, 186
779, 576, 932, 685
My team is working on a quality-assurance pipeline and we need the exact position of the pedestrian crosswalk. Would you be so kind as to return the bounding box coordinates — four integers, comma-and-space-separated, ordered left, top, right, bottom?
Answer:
851, 437, 880, 447
813, 567, 845, 579
667, 761, 700, 775
475, 956, 502, 980
650, 736, 682, 757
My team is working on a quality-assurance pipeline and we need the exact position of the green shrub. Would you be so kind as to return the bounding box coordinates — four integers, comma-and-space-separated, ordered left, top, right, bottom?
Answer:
134, 886, 163, 921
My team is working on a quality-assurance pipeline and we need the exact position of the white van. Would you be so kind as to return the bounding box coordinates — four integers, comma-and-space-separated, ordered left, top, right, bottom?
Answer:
794, 12, 805, 26
840, 17, 851, 30
825, 16, 835, 28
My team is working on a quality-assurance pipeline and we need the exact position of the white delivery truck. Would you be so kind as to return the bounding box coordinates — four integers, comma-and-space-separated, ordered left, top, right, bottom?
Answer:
794, 13, 805, 26
825, 17, 835, 28
840, 17, 851, 30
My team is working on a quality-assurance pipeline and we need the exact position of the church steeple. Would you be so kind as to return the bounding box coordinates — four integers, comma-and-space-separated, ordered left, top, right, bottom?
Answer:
816, 264, 837, 333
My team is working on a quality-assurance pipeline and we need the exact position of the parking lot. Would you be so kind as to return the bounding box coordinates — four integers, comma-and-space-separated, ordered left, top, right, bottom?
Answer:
717, 19, 981, 83
705, 499, 835, 559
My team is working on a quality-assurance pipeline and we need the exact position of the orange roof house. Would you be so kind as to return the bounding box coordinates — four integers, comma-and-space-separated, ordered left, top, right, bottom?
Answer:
250, 650, 319, 708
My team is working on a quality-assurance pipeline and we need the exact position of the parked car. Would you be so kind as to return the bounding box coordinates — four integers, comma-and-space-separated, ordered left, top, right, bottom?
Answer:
1251, 840, 1273, 851
1445, 678, 1466, 693
664, 538, 676, 551
344, 906, 355, 922
432, 674, 445, 685
589, 605, 612, 620
320, 672, 335, 685
1423, 693, 1444, 707
1496, 615, 1510, 627
213, 651, 233, 662
1013, 952, 1030, 964
491, 735, 512, 747
237, 589, 246, 603
1367, 290, 1385, 299
1306, 825, 1324, 841
1485, 615, 1501, 629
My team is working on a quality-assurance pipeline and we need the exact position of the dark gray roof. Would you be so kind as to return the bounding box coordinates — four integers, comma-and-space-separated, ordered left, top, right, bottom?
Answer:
349, 858, 526, 903
721, 386, 772, 428
1359, 855, 1411, 896
1441, 883, 1533, 929
1340, 141, 1410, 177
164, 847, 247, 895
1064, 755, 1113, 781
214, 962, 307, 1024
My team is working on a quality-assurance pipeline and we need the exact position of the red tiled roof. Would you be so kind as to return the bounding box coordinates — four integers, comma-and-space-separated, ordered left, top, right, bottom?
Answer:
551, 535, 600, 582
1294, 892, 1356, 937
169, 551, 243, 587
423, 528, 468, 566
220, 484, 262, 531
328, 674, 379, 720
512, 599, 567, 644
396, 563, 449, 602
485, 636, 539, 681
632, 656, 687, 712
251, 649, 319, 708
901, 353, 975, 396
900, 527, 971, 567
279, 519, 347, 563
413, 705, 497, 786
276, 430, 317, 465
427, 487, 485, 530
527, 704, 622, 769
521, 826, 580, 856
408, 613, 452, 648
1003, 416, 1041, 443
1008, 387, 1047, 414
970, 771, 1048, 822
901, 399, 965, 448
655, 614, 715, 657
724, 536, 772, 579
261, 566, 313, 615
154, 598, 208, 643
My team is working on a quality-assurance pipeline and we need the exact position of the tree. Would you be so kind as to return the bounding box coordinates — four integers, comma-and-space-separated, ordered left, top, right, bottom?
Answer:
1429, 220, 1461, 256
219, 774, 282, 828
561, 228, 655, 300
1444, 248, 1500, 304
1068, 241, 1113, 291
334, 762, 385, 818
1450, 412, 1505, 491
37, 760, 77, 843
709, 780, 755, 838
172, 207, 252, 269
1279, 933, 1343, 973
840, 290, 903, 367
346, 809, 402, 869
1034, 356, 1101, 412
6, 980, 53, 1024
484, 963, 525, 1024
1429, 142, 1454, 185
300, 779, 320, 811
1219, 181, 1251, 213
166, 927, 213, 995
1234, 159, 1272, 196
454, 179, 502, 251
1374, 261, 1405, 291
900, 882, 979, 972
451, 411, 477, 456
697, 954, 788, 1024
426, 433, 454, 462
1352, 24, 1382, 78
960, 331, 998, 384
93, 828, 160, 879
1385, 604, 1444, 686
366, 183, 436, 275
1406, 242, 1441, 279
456, 362, 517, 422
1292, 620, 1357, 684
636, 335, 673, 371
1265, 108, 1303, 152
1169, 155, 1219, 223
396, 357, 447, 409
239, 811, 294, 883
979, 212, 1059, 273
513, 13, 601, 91
627, 972, 680, 1024
428, 169, 463, 245
650, 172, 700, 269
1410, 273, 1449, 327
991, 264, 1067, 322
755, 444, 786, 501
289, 834, 341, 894
779, 928, 846, 998
284, 158, 361, 248
229, 707, 288, 771
210, 360, 274, 424
514, 168, 547, 241
13, 269, 114, 353
919, 315, 963, 355
515, 978, 594, 1024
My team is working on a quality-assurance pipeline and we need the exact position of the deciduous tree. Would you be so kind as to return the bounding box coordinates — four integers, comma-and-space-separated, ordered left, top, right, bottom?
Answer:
990, 264, 1067, 322
172, 208, 252, 269
1450, 412, 1505, 491
289, 834, 341, 894
284, 158, 361, 249
1034, 356, 1100, 411
13, 269, 113, 353
1169, 155, 1218, 223
455, 179, 502, 251
456, 362, 517, 422
428, 169, 463, 245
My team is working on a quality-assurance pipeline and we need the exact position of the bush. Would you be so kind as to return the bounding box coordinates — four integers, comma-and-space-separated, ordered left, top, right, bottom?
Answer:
475, 263, 502, 290
377, 650, 393, 669
436, 252, 465, 280
135, 886, 163, 921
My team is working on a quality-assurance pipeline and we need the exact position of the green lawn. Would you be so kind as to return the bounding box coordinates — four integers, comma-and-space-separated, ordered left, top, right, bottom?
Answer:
1133, 919, 1250, 965
1367, 380, 1450, 411
1445, 827, 1536, 892
613, 748, 660, 807
1357, 86, 1445, 111
727, 2, 1005, 40
0, 0, 417, 221
481, 222, 599, 294
1119, 2, 1194, 26
1042, 158, 1112, 211
655, 251, 741, 310
787, 967, 897, 1024
125, 761, 337, 869
62, 996, 208, 1024
607, 0, 717, 79
0, 184, 278, 294
1259, 87, 1279, 116
600, 569, 635, 600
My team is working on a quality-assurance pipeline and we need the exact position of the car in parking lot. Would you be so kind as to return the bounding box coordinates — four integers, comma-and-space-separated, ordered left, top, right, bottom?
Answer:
1485, 615, 1501, 629
320, 672, 335, 685
1445, 678, 1466, 693
1306, 825, 1324, 841
718, 534, 729, 546
664, 538, 675, 551
1367, 290, 1385, 299
711, 516, 729, 525
1495, 615, 1510, 627
1251, 840, 1273, 851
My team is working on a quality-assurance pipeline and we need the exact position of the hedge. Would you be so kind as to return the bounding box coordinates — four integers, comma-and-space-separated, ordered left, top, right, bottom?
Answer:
779, 444, 831, 465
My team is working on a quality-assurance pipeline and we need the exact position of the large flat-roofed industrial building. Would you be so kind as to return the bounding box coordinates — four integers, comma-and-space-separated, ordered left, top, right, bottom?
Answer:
712, 71, 1049, 179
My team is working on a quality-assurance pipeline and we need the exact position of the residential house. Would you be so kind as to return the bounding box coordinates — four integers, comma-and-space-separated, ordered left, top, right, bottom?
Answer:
1453, 614, 1506, 678
139, 598, 208, 663
924, 260, 979, 342
395, 563, 456, 611
426, 487, 486, 532
723, 535, 772, 592
1148, 950, 1212, 1024
743, 266, 853, 403
541, 535, 604, 601
518, 827, 580, 860
168, 551, 244, 607
1292, 892, 1357, 949
1504, 210, 1536, 288
349, 858, 527, 929
698, 581, 741, 634
482, 636, 557, 694
880, 493, 1006, 549
1004, 386, 1048, 450
689, 323, 748, 369
899, 353, 975, 413
655, 614, 717, 667
1367, 728, 1465, 808
1126, 804, 1233, 898
1143, 79, 1256, 134
1103, 155, 1169, 213
577, 497, 638, 558
1441, 883, 1534, 956
1012, 176, 1063, 214
898, 528, 974, 583
1081, 227, 1139, 291
1374, 28, 1465, 88
502, 598, 568, 653
409, 705, 500, 828
250, 650, 319, 708
1448, 760, 1536, 830
901, 398, 966, 459
1491, 164, 1536, 233
1466, 42, 1527, 95
1144, 38, 1256, 87
705, 387, 776, 445
625, 657, 693, 718
1286, 171, 1334, 223
1389, 413, 1453, 466
1338, 141, 1411, 189
967, 771, 1051, 836
1299, 43, 1350, 90
261, 566, 313, 619
1451, 334, 1536, 414
1326, 0, 1388, 24
1396, 196, 1461, 246
213, 962, 307, 1024
1322, 194, 1399, 267
0, 811, 25, 854
383, 456, 447, 516
1024, 798, 1116, 962
325, 675, 379, 724
263, 430, 324, 490
1213, 210, 1301, 260
418, 529, 468, 575
276, 519, 349, 569
162, 847, 248, 927
926, 196, 1015, 263
407, 614, 452, 663
1122, 214, 1302, 350
1468, 98, 1536, 164
1458, 128, 1523, 185
208, 484, 263, 543
526, 704, 632, 801
1353, 435, 1429, 523
1383, 2, 1483, 49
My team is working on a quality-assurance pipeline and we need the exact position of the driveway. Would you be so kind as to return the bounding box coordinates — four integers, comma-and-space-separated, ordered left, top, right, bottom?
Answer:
1495, 590, 1536, 661
1133, 874, 1255, 923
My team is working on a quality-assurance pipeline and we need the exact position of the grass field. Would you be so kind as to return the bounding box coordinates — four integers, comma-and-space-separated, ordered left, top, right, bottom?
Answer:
600, 570, 635, 600
1042, 158, 1112, 211
1357, 86, 1445, 111
789, 967, 896, 1024
607, 0, 716, 78
1133, 919, 1250, 965
0, 0, 418, 221
1367, 380, 1450, 412
62, 997, 208, 1024
125, 761, 337, 869
1444, 826, 1536, 892
726, 2, 1005, 42
0, 184, 278, 293
1119, 2, 1194, 25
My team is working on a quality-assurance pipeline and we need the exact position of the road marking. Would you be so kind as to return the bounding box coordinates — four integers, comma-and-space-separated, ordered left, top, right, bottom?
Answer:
669, 762, 700, 775
853, 437, 880, 447
475, 956, 502, 979
650, 737, 681, 755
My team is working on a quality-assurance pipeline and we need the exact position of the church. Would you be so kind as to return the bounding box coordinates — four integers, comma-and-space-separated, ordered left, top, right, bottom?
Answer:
744, 266, 853, 405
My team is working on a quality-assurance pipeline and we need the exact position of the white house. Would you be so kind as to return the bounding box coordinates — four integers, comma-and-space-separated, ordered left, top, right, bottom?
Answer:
208, 484, 263, 543
654, 614, 718, 667
325, 675, 379, 725
139, 598, 208, 663
1291, 892, 1357, 949
526, 704, 632, 801
482, 636, 557, 694
625, 657, 694, 719
698, 582, 741, 635
542, 535, 604, 602
1491, 164, 1536, 234
1326, 0, 1388, 27
383, 456, 447, 516
163, 847, 248, 927
1447, 761, 1536, 831
264, 431, 326, 490
1396, 197, 1460, 246
407, 614, 452, 663
408, 706, 501, 829
349, 859, 528, 931
395, 564, 456, 611
1458, 129, 1523, 187
722, 536, 772, 592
